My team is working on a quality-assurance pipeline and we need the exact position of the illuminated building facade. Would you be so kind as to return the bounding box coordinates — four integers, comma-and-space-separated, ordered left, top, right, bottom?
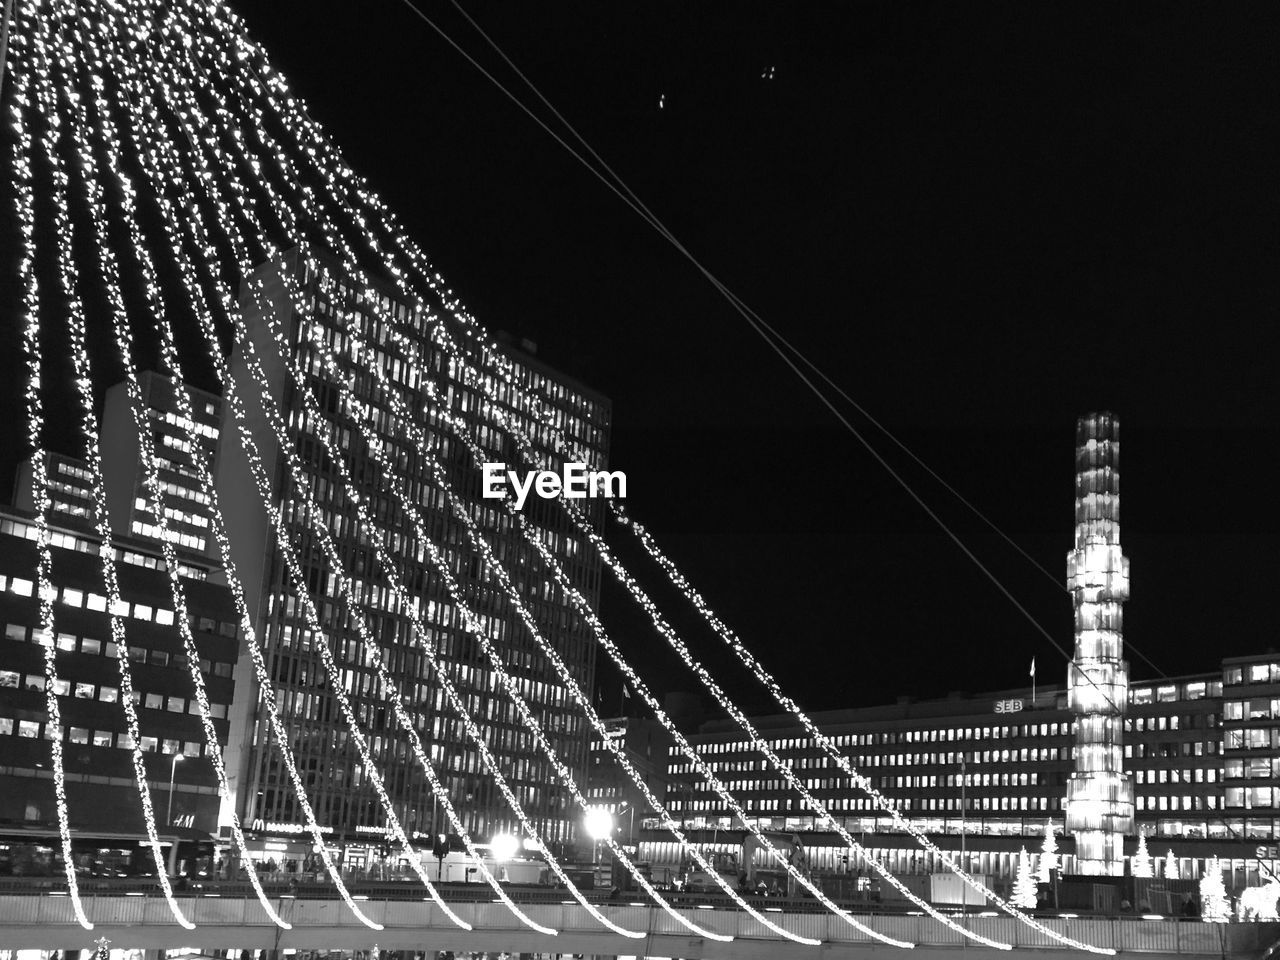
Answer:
1065, 411, 1135, 875
216, 249, 611, 857
651, 656, 1279, 892
0, 506, 240, 836
13, 372, 223, 560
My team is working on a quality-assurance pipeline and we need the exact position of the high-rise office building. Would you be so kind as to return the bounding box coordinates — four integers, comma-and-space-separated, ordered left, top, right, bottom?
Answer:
1064, 412, 1135, 875
215, 249, 611, 861
0, 506, 241, 844
13, 371, 224, 560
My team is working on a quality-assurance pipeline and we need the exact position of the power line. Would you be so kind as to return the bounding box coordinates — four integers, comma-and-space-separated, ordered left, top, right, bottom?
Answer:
393, 0, 1164, 702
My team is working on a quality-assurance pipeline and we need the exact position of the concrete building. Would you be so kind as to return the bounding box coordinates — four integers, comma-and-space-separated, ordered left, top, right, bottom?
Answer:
0, 506, 240, 851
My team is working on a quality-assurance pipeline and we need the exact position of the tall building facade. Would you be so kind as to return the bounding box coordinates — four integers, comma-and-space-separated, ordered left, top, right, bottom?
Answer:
0, 506, 240, 838
215, 249, 611, 858
1065, 412, 1135, 875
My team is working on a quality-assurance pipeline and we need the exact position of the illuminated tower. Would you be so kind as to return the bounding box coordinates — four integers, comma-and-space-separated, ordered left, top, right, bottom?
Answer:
1064, 412, 1134, 875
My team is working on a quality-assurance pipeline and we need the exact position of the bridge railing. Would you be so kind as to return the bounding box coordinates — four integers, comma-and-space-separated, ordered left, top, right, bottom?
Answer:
1, 893, 1273, 955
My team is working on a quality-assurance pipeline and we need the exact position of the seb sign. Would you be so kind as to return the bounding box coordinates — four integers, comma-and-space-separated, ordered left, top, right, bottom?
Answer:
994, 699, 1024, 714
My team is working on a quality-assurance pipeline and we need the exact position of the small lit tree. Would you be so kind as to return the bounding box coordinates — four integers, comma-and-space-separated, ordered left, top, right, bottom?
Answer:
1200, 857, 1230, 923
1038, 821, 1059, 883
1013, 846, 1038, 909
93, 938, 111, 960
1164, 848, 1179, 880
1131, 833, 1153, 878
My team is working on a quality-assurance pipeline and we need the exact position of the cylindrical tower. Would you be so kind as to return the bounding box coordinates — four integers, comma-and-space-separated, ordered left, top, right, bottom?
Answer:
1064, 412, 1134, 876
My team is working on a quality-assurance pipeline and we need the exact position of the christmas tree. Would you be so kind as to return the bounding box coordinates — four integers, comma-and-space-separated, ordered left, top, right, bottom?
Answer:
1200, 857, 1230, 923
1038, 821, 1059, 883
93, 937, 111, 960
1164, 849, 1179, 879
1013, 846, 1039, 909
1131, 833, 1153, 878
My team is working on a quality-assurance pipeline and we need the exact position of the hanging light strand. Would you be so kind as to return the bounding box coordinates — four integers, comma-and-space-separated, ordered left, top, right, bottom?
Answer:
49, 0, 292, 926
155, 3, 964, 944
26, 0, 192, 929
79, 0, 380, 929
8, 0, 94, 930
113, 15, 583, 935
128, 9, 716, 940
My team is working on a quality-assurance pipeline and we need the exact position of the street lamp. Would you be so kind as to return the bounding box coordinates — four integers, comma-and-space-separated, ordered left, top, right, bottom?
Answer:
583, 806, 614, 867
617, 801, 637, 846
490, 833, 519, 863
167, 753, 184, 826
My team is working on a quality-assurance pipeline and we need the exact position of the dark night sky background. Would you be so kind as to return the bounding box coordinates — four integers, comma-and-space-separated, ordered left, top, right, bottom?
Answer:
4, 3, 1280, 719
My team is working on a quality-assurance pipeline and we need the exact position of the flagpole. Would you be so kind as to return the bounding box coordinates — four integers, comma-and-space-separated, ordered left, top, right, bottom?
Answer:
1031, 658, 1036, 705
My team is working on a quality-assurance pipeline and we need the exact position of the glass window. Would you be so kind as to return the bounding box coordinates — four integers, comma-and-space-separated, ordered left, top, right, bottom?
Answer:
139, 736, 158, 752
81, 638, 101, 655
92, 730, 112, 748
4, 623, 26, 642
162, 738, 180, 755
74, 683, 94, 699
18, 721, 40, 738
144, 693, 163, 710
0, 718, 12, 736
0, 670, 18, 688
56, 633, 77, 652
166, 697, 185, 713
99, 686, 118, 703
68, 727, 89, 744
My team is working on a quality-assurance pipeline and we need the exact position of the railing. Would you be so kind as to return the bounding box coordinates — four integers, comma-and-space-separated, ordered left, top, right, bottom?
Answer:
1, 893, 1276, 955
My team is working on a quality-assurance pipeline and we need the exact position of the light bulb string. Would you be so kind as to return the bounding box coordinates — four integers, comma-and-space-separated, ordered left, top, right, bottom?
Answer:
149, 13, 749, 939
157, 5, 953, 943
53, 0, 293, 926
89, 0, 382, 928
8, 1, 94, 930
27, 0, 192, 929
122, 20, 580, 936
134, 11, 694, 941
156, 5, 1098, 950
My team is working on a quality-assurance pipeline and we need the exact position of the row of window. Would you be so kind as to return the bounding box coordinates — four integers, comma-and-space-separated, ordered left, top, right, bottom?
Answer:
4, 622, 235, 673
0, 715, 210, 756
1224, 699, 1280, 721
0, 517, 208, 580
1225, 662, 1280, 685
0, 670, 230, 717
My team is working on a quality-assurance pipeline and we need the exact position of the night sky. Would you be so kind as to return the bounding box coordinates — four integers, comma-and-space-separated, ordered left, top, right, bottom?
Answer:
4, 3, 1279, 719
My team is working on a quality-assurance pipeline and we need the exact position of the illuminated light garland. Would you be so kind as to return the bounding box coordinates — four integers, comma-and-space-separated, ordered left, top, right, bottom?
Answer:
48, 0, 290, 928
131, 14, 742, 938
161, 39, 766, 942
7, 3, 94, 930
70, 0, 380, 930
25, 0, 192, 929
127, 15, 713, 942
22, 0, 1100, 952
134, 25, 647, 934
156, 5, 949, 945
157, 5, 1090, 957
111, 56, 562, 946
98, 8, 560, 936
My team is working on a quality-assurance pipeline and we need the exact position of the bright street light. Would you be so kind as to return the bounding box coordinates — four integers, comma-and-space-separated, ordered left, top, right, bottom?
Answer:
583, 806, 614, 841
490, 833, 519, 863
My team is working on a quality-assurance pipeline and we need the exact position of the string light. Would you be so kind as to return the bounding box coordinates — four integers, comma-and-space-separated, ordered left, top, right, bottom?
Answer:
5, 0, 1116, 952
74, 0, 380, 929
25, 0, 191, 928
127, 11, 730, 941
49, 0, 290, 928
7, 2, 93, 930
145, 0, 1003, 947
159, 5, 1103, 949
96, 5, 571, 935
